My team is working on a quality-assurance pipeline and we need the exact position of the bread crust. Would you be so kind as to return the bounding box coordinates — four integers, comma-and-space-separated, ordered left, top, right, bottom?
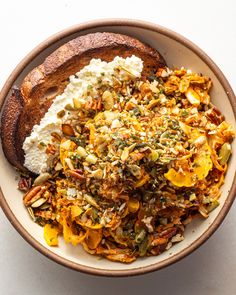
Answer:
1, 32, 166, 172
1, 88, 26, 170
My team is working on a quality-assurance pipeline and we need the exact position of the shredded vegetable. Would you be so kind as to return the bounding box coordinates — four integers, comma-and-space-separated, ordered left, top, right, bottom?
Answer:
20, 65, 234, 263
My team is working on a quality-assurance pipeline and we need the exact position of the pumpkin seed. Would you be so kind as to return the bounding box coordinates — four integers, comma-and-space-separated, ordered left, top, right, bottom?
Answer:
219, 142, 231, 165
139, 236, 149, 256
34, 172, 51, 186
135, 229, 146, 244
127, 143, 137, 152
31, 197, 47, 208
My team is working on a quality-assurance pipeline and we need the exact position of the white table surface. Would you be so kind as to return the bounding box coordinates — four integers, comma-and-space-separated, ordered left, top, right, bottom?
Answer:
0, 1, 235, 294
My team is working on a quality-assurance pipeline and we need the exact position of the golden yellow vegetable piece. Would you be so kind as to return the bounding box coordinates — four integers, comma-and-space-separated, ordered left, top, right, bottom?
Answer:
44, 224, 60, 246
164, 169, 193, 187
77, 221, 103, 229
185, 87, 201, 106
71, 205, 83, 220
194, 143, 213, 179
134, 173, 150, 188
89, 124, 96, 144
165, 134, 213, 187
127, 198, 140, 213
85, 229, 102, 249
61, 218, 85, 246
126, 116, 142, 131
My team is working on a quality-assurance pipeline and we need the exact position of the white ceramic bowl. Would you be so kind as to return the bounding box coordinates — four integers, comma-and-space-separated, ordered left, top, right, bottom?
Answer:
0, 19, 235, 276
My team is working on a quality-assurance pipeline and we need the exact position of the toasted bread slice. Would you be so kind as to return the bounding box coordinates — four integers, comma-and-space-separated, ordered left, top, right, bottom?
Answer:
1, 32, 166, 172
1, 88, 25, 170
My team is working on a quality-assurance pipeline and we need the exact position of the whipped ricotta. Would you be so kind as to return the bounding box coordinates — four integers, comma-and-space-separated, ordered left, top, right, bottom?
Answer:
23, 55, 143, 174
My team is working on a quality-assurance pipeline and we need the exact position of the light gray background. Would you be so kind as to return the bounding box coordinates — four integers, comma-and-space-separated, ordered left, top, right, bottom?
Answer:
0, 1, 235, 294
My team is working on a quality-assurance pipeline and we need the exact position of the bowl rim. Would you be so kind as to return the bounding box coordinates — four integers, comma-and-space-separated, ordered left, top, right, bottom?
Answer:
0, 18, 236, 277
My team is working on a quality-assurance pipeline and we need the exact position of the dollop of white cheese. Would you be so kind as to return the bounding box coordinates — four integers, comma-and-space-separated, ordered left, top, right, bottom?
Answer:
23, 55, 143, 174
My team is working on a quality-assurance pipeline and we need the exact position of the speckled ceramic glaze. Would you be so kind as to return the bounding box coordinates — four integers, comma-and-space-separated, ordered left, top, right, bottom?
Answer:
0, 19, 235, 276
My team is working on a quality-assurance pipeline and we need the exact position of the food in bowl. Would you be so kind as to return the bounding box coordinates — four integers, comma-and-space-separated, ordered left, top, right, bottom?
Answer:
1, 32, 234, 263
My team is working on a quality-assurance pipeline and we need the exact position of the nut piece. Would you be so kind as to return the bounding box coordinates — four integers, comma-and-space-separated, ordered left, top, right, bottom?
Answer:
51, 132, 61, 142
77, 146, 87, 158
68, 170, 85, 181
64, 158, 75, 170
31, 197, 47, 208
23, 186, 46, 206
23, 185, 50, 207
206, 106, 224, 125
62, 124, 75, 136
86, 154, 98, 164
18, 177, 32, 192
34, 172, 51, 186
147, 99, 159, 110
90, 169, 103, 179
140, 82, 151, 96
57, 109, 66, 118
